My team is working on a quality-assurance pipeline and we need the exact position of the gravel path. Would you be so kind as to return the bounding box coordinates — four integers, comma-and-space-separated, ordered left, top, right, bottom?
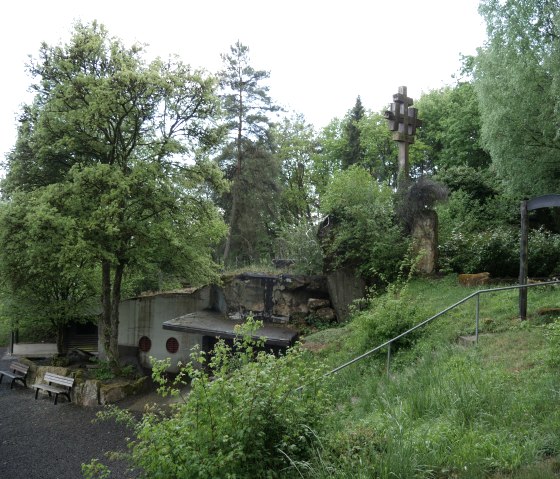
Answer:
0, 348, 139, 479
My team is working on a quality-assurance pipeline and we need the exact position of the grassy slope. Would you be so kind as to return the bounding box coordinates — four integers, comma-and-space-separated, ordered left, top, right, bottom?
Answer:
301, 275, 560, 479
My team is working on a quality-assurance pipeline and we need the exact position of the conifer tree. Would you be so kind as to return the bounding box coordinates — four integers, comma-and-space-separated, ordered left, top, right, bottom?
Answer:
218, 41, 281, 265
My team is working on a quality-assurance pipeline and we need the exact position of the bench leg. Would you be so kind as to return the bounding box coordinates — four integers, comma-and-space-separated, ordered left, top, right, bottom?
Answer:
35, 388, 39, 400
54, 393, 58, 405
0, 374, 3, 385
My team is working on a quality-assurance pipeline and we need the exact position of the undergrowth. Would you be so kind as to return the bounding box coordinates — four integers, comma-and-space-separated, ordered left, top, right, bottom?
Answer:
298, 276, 560, 478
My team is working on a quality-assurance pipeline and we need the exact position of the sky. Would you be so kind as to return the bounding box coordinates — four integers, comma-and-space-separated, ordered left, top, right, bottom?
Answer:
0, 0, 487, 163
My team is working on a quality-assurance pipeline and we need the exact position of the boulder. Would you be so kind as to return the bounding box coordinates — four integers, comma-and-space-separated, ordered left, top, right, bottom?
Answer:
99, 376, 148, 405
308, 298, 331, 311
314, 307, 336, 322
74, 379, 101, 406
458, 272, 490, 287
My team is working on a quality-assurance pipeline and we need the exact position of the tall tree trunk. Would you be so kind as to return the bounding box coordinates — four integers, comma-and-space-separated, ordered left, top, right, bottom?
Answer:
223, 187, 238, 264
109, 261, 125, 367
223, 84, 244, 265
100, 260, 112, 361
55, 322, 66, 355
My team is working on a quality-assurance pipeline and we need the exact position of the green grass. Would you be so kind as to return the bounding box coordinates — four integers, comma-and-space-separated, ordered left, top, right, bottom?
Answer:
297, 275, 560, 479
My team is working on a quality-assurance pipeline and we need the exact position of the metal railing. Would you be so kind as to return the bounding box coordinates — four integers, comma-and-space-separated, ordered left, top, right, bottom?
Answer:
320, 280, 560, 383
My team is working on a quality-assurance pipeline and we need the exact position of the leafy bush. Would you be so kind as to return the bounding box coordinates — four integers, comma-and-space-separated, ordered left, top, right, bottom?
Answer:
440, 226, 560, 277
320, 167, 409, 285
90, 319, 332, 478
352, 284, 430, 354
439, 226, 519, 276
274, 219, 323, 275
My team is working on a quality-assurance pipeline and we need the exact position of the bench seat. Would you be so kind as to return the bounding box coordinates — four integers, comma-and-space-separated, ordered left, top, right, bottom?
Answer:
32, 372, 74, 405
0, 361, 29, 389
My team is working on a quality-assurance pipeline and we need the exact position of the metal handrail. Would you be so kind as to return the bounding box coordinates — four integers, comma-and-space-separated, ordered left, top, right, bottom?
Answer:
316, 280, 560, 384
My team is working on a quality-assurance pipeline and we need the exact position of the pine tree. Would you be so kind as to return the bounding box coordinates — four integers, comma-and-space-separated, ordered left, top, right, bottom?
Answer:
342, 96, 366, 169
218, 41, 281, 265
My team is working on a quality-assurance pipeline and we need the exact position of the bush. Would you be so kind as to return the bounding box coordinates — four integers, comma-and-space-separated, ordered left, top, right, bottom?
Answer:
439, 226, 560, 278
320, 167, 409, 285
274, 219, 323, 275
91, 319, 332, 478
439, 226, 519, 277
352, 284, 430, 354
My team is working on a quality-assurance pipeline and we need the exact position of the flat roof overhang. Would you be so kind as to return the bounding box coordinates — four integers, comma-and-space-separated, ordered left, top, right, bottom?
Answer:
162, 310, 298, 347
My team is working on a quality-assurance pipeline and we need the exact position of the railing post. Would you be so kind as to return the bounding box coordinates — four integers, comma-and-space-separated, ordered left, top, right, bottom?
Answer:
387, 341, 392, 378
475, 293, 480, 344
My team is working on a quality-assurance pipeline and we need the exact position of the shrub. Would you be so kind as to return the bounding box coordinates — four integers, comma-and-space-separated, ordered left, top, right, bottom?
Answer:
439, 226, 560, 278
274, 219, 323, 275
91, 319, 332, 478
320, 167, 409, 285
352, 284, 430, 354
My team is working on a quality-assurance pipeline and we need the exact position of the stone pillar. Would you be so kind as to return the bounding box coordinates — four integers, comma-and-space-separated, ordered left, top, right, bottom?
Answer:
326, 266, 366, 321
412, 210, 438, 275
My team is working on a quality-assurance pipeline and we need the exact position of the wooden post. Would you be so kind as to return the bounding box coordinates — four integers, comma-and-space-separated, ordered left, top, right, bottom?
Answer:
519, 200, 528, 320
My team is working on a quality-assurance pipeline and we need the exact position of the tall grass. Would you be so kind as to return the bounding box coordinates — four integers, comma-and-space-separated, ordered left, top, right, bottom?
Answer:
298, 276, 560, 479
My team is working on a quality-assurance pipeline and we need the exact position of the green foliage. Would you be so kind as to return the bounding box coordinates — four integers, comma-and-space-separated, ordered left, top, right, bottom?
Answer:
0, 187, 98, 352
273, 114, 320, 222
3, 22, 227, 364
97, 319, 332, 478
320, 167, 408, 285
341, 96, 366, 169
351, 283, 431, 354
475, 0, 560, 196
415, 83, 490, 173
357, 111, 398, 184
274, 218, 323, 275
439, 225, 560, 277
82, 459, 111, 479
218, 41, 282, 265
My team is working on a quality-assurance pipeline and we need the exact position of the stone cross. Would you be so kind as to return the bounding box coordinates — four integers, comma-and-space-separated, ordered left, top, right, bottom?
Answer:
384, 86, 422, 183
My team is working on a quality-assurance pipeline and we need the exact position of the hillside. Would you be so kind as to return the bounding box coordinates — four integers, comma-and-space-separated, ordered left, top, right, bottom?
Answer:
300, 275, 560, 478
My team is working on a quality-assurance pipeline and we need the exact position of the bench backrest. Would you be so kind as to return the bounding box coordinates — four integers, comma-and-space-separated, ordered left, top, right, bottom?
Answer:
44, 372, 74, 389
10, 362, 29, 375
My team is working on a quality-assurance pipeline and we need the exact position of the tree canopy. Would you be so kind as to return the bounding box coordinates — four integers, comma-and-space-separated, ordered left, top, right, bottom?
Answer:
1, 21, 227, 365
475, 0, 560, 196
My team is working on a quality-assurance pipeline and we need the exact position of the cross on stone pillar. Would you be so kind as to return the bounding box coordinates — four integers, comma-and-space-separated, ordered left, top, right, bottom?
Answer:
384, 86, 422, 183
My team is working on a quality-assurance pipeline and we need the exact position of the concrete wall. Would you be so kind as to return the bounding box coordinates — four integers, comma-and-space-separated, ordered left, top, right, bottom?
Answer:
115, 275, 334, 371
118, 287, 211, 371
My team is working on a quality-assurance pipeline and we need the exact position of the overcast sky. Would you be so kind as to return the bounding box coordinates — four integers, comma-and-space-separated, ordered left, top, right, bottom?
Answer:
0, 0, 487, 163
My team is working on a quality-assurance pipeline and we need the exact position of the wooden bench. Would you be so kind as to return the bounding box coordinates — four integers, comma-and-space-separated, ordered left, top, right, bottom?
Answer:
32, 372, 74, 405
0, 361, 29, 389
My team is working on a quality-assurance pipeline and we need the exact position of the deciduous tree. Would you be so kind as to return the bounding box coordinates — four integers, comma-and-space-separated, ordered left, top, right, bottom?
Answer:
2, 22, 226, 366
475, 0, 560, 196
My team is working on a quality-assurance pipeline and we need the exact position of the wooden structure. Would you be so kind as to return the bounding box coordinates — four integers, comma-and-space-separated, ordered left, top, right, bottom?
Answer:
32, 372, 75, 405
0, 361, 29, 389
384, 86, 422, 183
519, 194, 560, 319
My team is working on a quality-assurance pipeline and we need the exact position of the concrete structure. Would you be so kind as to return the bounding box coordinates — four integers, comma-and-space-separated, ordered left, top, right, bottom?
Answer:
117, 287, 213, 372
116, 276, 307, 372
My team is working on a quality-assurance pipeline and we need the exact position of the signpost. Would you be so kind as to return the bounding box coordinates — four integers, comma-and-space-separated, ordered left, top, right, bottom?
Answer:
519, 194, 560, 319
